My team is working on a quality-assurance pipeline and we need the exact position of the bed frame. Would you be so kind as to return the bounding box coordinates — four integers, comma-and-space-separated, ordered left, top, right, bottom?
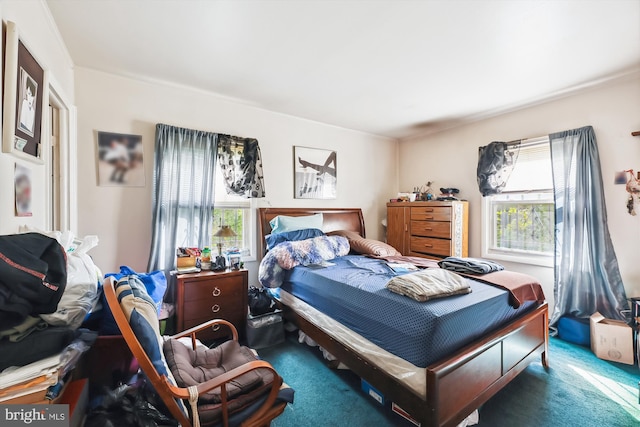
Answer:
258, 207, 549, 427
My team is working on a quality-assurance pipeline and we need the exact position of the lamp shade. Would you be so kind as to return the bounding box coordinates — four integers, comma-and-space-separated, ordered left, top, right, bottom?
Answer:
214, 225, 236, 238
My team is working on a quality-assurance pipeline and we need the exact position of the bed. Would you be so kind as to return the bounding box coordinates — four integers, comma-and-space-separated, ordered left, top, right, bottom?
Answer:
257, 207, 549, 427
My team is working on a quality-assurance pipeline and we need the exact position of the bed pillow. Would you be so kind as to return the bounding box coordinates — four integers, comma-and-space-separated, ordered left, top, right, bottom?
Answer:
269, 214, 323, 234
328, 229, 400, 256
265, 228, 325, 251
349, 238, 401, 257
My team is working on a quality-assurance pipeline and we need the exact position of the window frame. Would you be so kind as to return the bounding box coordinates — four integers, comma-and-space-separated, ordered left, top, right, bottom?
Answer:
481, 137, 554, 267
212, 199, 257, 262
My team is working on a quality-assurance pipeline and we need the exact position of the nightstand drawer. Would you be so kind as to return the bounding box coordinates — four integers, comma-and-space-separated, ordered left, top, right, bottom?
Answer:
410, 236, 452, 257
411, 207, 451, 221
182, 298, 243, 322
410, 220, 451, 239
183, 277, 243, 302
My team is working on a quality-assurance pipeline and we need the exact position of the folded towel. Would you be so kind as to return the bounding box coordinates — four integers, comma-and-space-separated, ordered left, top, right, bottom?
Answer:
386, 269, 471, 302
437, 257, 504, 274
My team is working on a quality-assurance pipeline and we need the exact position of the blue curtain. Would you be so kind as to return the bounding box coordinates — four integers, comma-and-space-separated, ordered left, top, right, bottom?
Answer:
550, 125, 628, 325
147, 124, 218, 303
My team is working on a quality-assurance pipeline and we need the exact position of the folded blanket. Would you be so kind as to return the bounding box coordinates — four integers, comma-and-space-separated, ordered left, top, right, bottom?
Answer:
437, 257, 504, 274
386, 269, 471, 302
456, 270, 546, 308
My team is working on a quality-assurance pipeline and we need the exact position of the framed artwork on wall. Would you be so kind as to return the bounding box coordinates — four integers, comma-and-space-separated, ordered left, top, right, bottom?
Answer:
2, 21, 48, 164
96, 131, 145, 186
293, 146, 337, 199
15, 163, 32, 217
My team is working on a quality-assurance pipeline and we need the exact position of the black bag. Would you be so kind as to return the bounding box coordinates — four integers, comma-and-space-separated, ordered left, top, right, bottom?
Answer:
248, 286, 276, 316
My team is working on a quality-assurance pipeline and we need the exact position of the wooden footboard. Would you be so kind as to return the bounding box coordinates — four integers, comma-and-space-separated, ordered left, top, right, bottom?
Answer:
282, 301, 548, 427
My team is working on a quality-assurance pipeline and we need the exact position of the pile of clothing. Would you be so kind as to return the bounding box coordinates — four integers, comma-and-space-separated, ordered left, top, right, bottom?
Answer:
0, 231, 101, 403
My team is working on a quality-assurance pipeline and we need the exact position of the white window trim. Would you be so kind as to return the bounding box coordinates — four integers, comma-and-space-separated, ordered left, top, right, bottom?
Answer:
481, 195, 554, 267
213, 199, 257, 262
481, 136, 554, 268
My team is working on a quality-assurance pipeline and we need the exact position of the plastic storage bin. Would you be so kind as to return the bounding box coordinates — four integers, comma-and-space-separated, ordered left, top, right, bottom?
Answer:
246, 310, 284, 349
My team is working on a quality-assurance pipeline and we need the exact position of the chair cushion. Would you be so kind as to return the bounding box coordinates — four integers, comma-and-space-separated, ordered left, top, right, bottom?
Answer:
114, 276, 188, 416
164, 338, 276, 424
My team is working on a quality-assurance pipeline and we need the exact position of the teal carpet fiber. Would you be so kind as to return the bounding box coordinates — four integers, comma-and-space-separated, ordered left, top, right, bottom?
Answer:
258, 333, 640, 426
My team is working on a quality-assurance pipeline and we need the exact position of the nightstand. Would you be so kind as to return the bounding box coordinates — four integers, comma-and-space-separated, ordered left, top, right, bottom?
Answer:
175, 269, 248, 343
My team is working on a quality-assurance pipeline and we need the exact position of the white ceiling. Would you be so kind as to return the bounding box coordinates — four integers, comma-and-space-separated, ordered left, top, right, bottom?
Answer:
45, 0, 640, 139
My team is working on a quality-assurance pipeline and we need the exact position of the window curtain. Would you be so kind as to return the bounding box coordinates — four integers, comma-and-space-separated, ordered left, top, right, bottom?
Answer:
549, 125, 628, 325
217, 134, 266, 198
147, 123, 218, 303
476, 141, 520, 196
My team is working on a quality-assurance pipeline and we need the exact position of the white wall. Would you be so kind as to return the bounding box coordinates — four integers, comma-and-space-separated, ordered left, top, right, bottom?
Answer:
74, 68, 397, 283
399, 74, 640, 311
0, 0, 74, 234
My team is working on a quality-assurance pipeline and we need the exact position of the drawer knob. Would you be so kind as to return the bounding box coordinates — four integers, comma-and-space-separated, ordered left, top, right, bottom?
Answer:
211, 304, 220, 313
424, 244, 433, 248
212, 324, 221, 332
212, 287, 221, 297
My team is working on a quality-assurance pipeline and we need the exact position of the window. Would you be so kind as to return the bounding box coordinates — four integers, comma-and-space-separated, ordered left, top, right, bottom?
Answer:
482, 137, 554, 267
212, 167, 255, 260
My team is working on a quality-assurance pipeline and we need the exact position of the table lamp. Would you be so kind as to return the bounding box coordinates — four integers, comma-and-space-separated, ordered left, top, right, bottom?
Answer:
213, 225, 236, 270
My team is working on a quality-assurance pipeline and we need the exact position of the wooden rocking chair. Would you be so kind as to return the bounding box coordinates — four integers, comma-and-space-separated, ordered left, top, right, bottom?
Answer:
103, 275, 292, 427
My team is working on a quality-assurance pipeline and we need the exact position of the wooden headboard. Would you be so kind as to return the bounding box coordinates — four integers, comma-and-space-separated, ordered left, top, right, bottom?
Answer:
257, 207, 366, 255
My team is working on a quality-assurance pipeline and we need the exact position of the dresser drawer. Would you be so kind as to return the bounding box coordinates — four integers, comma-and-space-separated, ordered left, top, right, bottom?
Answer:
410, 220, 451, 239
183, 277, 243, 302
410, 236, 452, 257
410, 207, 451, 221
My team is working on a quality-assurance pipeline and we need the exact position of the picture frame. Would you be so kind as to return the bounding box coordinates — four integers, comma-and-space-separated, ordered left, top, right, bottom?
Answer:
96, 131, 145, 186
2, 21, 48, 164
14, 163, 32, 217
293, 146, 337, 199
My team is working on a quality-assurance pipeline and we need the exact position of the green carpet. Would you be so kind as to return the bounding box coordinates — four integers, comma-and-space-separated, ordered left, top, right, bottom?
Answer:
258, 333, 640, 426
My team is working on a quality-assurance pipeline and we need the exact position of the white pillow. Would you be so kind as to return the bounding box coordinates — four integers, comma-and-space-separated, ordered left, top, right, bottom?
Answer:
269, 213, 323, 234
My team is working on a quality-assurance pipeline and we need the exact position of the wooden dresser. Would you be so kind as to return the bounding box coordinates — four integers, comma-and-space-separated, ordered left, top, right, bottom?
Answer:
175, 269, 248, 342
386, 201, 468, 259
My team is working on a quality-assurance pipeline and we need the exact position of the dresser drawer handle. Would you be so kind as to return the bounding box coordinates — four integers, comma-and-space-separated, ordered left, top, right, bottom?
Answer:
424, 227, 432, 231
423, 244, 433, 248
211, 304, 220, 313
425, 216, 433, 220
212, 287, 221, 297
212, 324, 221, 332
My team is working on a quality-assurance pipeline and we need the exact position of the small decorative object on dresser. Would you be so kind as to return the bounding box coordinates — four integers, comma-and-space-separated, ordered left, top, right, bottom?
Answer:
386, 200, 468, 259
175, 269, 248, 343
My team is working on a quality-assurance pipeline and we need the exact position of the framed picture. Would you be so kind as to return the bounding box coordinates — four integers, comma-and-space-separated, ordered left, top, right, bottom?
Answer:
96, 131, 145, 186
15, 163, 32, 217
293, 146, 336, 199
2, 22, 48, 164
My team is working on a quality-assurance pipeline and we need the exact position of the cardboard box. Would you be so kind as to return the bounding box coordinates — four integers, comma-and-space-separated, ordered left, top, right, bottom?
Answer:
590, 312, 634, 365
360, 379, 385, 405
176, 255, 197, 268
